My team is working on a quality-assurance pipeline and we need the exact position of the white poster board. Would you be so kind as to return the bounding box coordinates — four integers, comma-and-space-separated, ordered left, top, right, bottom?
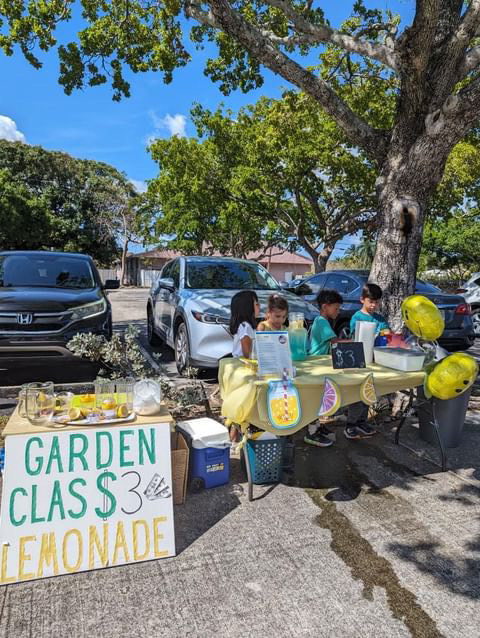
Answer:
0, 423, 175, 583
255, 330, 294, 378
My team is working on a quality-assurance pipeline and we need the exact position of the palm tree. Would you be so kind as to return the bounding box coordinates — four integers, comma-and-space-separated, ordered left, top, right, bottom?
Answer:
345, 239, 376, 269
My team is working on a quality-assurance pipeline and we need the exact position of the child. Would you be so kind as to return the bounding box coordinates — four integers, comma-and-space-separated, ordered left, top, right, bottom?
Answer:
229, 290, 260, 443
230, 290, 260, 359
345, 282, 390, 440
257, 294, 288, 331
304, 289, 343, 448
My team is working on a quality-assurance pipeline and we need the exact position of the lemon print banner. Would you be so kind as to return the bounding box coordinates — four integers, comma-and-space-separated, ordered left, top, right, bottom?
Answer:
219, 357, 425, 434
267, 380, 301, 430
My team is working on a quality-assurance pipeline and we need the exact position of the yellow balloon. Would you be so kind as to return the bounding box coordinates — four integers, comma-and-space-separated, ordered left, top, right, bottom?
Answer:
401, 295, 444, 340
426, 353, 479, 400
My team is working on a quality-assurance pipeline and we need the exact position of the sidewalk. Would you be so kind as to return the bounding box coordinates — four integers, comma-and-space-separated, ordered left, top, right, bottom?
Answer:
1, 403, 480, 638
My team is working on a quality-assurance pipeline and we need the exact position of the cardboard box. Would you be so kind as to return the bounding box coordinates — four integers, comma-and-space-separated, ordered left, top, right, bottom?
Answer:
171, 431, 189, 505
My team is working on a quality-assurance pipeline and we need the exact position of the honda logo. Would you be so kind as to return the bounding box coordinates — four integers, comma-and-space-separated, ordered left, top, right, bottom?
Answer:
16, 313, 33, 325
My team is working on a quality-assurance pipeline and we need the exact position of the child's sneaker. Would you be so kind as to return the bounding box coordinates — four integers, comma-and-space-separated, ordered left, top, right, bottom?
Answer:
344, 423, 377, 439
304, 428, 333, 447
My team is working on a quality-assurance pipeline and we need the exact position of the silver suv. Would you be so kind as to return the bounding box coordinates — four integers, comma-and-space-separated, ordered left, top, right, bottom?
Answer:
147, 256, 320, 373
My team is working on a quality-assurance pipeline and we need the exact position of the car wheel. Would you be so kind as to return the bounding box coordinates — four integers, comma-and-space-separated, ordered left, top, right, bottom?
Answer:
147, 306, 162, 346
175, 322, 191, 375
337, 322, 351, 339
472, 309, 480, 337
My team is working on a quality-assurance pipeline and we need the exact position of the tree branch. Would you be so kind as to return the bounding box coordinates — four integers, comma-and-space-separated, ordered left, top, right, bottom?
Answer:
262, 0, 398, 71
189, 0, 389, 163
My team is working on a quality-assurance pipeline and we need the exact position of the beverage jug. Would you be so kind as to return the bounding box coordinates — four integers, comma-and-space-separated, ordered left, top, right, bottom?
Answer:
288, 312, 307, 361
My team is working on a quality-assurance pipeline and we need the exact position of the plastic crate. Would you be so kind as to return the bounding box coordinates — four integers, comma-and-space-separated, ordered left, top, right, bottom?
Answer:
245, 438, 286, 484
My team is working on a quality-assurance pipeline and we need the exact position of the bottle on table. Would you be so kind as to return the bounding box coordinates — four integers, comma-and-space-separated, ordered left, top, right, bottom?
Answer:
288, 312, 308, 361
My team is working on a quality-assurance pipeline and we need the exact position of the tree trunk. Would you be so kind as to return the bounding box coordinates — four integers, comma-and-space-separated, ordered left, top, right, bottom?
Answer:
370, 150, 444, 330
315, 244, 335, 273
120, 237, 129, 286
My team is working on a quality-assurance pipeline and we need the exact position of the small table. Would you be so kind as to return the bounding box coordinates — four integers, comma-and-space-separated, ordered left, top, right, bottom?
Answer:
0, 404, 176, 584
219, 357, 426, 500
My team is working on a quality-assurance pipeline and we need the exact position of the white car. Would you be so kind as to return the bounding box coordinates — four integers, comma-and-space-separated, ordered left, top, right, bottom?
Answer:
146, 256, 320, 374
458, 273, 480, 336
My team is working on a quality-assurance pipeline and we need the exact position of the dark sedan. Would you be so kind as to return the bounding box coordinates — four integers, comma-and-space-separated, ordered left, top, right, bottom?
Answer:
0, 251, 116, 383
290, 270, 475, 351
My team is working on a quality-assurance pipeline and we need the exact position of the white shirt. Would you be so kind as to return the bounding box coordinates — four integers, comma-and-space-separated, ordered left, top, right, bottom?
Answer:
232, 322, 256, 358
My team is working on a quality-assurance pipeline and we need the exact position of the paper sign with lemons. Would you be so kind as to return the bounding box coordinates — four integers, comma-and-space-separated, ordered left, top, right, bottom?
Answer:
267, 379, 301, 430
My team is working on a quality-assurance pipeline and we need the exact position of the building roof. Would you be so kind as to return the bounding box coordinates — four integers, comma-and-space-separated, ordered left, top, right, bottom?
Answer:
134, 247, 313, 266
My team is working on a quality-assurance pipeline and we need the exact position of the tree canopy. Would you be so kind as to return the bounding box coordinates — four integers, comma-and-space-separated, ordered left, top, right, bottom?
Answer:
4, 2, 480, 323
0, 140, 142, 266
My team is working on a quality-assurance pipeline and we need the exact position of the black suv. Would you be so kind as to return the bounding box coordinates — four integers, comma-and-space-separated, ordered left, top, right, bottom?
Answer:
0, 251, 115, 381
289, 270, 475, 351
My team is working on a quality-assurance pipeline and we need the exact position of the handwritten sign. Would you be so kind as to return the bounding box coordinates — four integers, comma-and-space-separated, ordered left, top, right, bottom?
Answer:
331, 342, 366, 369
0, 424, 175, 583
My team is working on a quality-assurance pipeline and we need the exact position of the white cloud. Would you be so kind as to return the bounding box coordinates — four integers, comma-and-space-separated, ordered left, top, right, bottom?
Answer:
130, 179, 147, 193
149, 110, 187, 137
0, 115, 26, 142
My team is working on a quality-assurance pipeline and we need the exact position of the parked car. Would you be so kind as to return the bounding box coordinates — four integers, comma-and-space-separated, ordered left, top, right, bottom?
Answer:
0, 251, 115, 378
457, 273, 480, 337
147, 256, 320, 374
290, 270, 475, 351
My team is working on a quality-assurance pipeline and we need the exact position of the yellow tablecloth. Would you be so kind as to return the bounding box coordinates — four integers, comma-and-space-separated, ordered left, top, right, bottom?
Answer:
219, 356, 426, 435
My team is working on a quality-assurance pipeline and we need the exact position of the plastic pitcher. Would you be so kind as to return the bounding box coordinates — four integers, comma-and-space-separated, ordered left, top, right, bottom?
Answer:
289, 313, 307, 361
354, 321, 376, 364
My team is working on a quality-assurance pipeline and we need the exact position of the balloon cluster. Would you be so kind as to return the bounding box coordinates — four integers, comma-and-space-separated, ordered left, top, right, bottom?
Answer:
401, 295, 478, 400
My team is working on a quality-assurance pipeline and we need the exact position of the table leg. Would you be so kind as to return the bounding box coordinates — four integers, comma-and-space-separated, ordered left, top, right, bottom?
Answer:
431, 403, 447, 472
242, 443, 254, 502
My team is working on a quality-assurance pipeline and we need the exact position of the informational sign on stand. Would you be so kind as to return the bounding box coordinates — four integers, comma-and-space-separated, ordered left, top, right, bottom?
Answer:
255, 331, 294, 378
0, 424, 175, 583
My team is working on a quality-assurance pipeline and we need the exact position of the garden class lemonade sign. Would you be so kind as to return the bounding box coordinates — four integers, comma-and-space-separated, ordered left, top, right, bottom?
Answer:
0, 424, 175, 584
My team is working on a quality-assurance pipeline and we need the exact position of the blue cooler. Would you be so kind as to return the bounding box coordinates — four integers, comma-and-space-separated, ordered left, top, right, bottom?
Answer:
176, 418, 231, 490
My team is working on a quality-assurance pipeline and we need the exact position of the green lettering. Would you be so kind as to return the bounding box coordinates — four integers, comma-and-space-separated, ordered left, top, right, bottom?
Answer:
25, 437, 43, 476
9, 487, 27, 527
119, 430, 134, 468
67, 478, 87, 519
139, 428, 156, 465
69, 433, 88, 472
96, 431, 113, 469
45, 436, 63, 474
31, 485, 45, 524
47, 480, 65, 522
95, 472, 117, 519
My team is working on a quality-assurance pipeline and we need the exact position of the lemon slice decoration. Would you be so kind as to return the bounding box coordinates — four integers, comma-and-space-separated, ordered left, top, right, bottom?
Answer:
360, 373, 377, 406
318, 377, 341, 417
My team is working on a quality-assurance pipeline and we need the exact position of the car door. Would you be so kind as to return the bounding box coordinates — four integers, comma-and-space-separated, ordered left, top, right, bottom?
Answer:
154, 260, 173, 335
162, 259, 180, 341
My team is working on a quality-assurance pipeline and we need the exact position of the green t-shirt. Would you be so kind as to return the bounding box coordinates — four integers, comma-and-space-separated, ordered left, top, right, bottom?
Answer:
309, 316, 337, 356
349, 310, 389, 336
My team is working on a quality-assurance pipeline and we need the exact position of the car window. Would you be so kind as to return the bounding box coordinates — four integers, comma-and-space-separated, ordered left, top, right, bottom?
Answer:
415, 280, 441, 293
474, 278, 480, 287
298, 274, 327, 296
161, 261, 173, 279
324, 274, 357, 294
0, 254, 95, 289
185, 260, 280, 290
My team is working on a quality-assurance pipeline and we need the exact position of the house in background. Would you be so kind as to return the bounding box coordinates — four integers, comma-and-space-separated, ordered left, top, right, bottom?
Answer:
124, 247, 313, 286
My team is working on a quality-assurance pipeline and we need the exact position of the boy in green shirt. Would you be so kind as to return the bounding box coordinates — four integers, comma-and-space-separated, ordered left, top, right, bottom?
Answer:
305, 289, 343, 447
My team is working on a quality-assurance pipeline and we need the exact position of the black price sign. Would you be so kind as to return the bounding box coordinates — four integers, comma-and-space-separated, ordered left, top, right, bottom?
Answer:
331, 342, 366, 369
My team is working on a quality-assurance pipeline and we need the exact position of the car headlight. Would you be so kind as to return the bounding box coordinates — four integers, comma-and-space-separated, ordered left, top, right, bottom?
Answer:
71, 299, 107, 322
191, 311, 229, 325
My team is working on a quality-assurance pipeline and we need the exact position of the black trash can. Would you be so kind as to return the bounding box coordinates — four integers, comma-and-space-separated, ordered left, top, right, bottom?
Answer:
417, 387, 472, 448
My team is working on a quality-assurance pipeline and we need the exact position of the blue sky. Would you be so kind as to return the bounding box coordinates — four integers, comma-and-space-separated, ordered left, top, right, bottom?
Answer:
0, 1, 412, 255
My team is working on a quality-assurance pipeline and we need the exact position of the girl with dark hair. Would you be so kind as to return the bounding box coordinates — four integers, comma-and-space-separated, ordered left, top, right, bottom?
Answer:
230, 290, 260, 358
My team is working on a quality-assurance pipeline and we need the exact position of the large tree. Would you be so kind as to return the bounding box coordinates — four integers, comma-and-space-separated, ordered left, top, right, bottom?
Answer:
0, 140, 143, 267
3, 2, 480, 322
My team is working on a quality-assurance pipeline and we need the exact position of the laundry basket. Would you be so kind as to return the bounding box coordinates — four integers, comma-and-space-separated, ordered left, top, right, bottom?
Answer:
245, 437, 286, 484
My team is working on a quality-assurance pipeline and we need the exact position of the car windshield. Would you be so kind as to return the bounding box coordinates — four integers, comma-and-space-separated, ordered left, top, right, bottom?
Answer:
185, 260, 280, 290
0, 255, 96, 289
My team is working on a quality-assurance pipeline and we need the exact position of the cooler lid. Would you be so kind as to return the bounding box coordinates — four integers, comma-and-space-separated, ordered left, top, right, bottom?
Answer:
176, 417, 230, 449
